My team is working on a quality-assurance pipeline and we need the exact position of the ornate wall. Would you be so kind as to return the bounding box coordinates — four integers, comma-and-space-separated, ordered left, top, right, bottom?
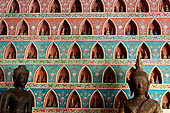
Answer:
0, 0, 170, 112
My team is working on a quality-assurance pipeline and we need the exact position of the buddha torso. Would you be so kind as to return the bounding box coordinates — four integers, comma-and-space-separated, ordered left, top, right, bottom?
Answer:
119, 98, 161, 113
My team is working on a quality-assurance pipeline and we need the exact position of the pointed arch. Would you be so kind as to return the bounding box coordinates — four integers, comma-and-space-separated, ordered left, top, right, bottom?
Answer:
17, 19, 29, 35
58, 19, 71, 35
68, 42, 81, 59
103, 66, 116, 83
148, 19, 161, 35
46, 42, 60, 59
29, 0, 41, 13
91, 42, 105, 59
27, 89, 36, 107
44, 90, 59, 107
159, 0, 170, 12
70, 0, 82, 12
150, 66, 163, 84
67, 90, 81, 108
4, 42, 17, 59
8, 0, 20, 13
137, 42, 151, 59
79, 19, 93, 35
89, 90, 104, 108
34, 66, 48, 83
114, 42, 128, 59
161, 42, 170, 59
0, 19, 8, 35
114, 90, 128, 109
91, 0, 104, 12
49, 0, 61, 13
78, 66, 92, 83
125, 66, 135, 83
57, 66, 70, 83
0, 66, 5, 82
113, 0, 126, 12
161, 91, 170, 109
135, 0, 150, 12
25, 42, 38, 59
125, 19, 138, 35
103, 19, 116, 35
38, 19, 50, 35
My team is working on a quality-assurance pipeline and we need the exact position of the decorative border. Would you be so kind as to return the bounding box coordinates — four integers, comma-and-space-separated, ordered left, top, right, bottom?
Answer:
0, 13, 170, 18
0, 82, 169, 90
1, 35, 170, 41
1, 59, 170, 65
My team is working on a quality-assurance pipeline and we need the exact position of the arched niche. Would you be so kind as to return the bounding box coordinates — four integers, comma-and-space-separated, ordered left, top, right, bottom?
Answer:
71, 0, 82, 12
103, 66, 116, 83
45, 90, 58, 107
126, 66, 135, 82
115, 42, 127, 59
28, 89, 36, 107
4, 42, 16, 59
114, 90, 128, 109
57, 66, 69, 83
138, 43, 150, 59
47, 42, 59, 59
80, 20, 92, 35
59, 20, 71, 35
0, 67, 5, 82
69, 43, 81, 59
9, 0, 20, 13
30, 0, 40, 13
159, 0, 170, 12
150, 67, 162, 84
67, 90, 81, 108
17, 20, 28, 35
161, 42, 170, 59
162, 92, 170, 109
104, 19, 116, 35
92, 43, 104, 59
26, 43, 37, 59
91, 0, 104, 12
136, 0, 149, 12
148, 20, 161, 35
50, 0, 61, 13
35, 66, 47, 83
79, 66, 92, 83
125, 20, 138, 35
38, 20, 50, 35
90, 90, 104, 108
113, 0, 126, 12
0, 20, 7, 35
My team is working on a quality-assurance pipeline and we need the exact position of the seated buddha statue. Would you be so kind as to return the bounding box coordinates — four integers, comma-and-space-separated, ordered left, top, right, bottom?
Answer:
119, 53, 161, 113
0, 65, 33, 113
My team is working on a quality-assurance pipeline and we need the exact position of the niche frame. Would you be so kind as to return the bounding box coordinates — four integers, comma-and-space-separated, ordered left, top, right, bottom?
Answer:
68, 42, 82, 59
79, 19, 93, 35
44, 89, 59, 107
0, 66, 5, 82
27, 89, 36, 107
25, 42, 38, 59
102, 19, 117, 35
125, 66, 135, 83
66, 90, 82, 108
124, 19, 139, 35
90, 42, 105, 59
147, 19, 162, 35
78, 66, 93, 83
161, 91, 170, 109
16, 19, 29, 35
135, 0, 150, 12
7, 0, 21, 13
160, 42, 170, 59
113, 42, 128, 59
34, 66, 48, 83
56, 66, 70, 83
28, 0, 41, 13
0, 19, 8, 35
90, 0, 105, 12
69, 0, 83, 13
4, 42, 17, 59
48, 0, 62, 13
102, 66, 117, 83
113, 0, 127, 12
58, 19, 72, 35
149, 66, 163, 84
46, 42, 60, 59
37, 19, 51, 35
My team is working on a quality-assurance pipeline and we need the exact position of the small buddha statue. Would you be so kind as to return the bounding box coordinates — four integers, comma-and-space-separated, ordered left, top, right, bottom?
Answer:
0, 65, 33, 113
106, 28, 110, 35
71, 52, 76, 59
162, 103, 167, 109
120, 6, 124, 12
149, 28, 153, 35
49, 54, 53, 59
144, 51, 148, 59
93, 51, 98, 59
161, 5, 164, 12
82, 73, 86, 83
165, 5, 169, 12
27, 52, 32, 59
53, 52, 58, 59
116, 51, 121, 59
119, 53, 161, 113
126, 28, 130, 35
163, 51, 168, 59
46, 95, 56, 107
155, 75, 159, 84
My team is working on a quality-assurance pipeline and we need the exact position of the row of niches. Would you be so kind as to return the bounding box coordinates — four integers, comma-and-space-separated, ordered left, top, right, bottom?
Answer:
3, 41, 170, 59
13, 89, 170, 109
5, 0, 170, 13
0, 19, 164, 35
0, 65, 168, 84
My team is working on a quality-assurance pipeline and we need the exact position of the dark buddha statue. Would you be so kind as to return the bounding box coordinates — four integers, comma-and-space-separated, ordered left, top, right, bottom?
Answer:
0, 65, 33, 113
119, 53, 161, 113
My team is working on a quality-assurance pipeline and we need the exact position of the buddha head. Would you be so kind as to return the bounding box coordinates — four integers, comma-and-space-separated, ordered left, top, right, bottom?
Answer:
128, 53, 150, 98
13, 65, 29, 88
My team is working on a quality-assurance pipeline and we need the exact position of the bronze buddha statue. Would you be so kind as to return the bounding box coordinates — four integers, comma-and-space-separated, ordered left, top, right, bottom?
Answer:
0, 65, 33, 113
119, 53, 161, 113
